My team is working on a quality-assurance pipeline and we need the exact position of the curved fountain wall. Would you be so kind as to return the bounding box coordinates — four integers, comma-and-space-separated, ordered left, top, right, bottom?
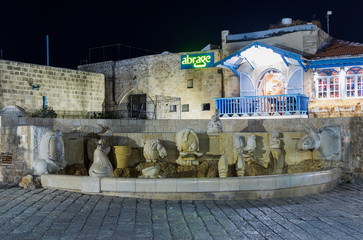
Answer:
41, 168, 341, 200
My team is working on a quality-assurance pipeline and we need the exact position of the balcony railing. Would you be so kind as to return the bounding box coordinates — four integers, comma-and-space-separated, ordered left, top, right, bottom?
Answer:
215, 93, 309, 117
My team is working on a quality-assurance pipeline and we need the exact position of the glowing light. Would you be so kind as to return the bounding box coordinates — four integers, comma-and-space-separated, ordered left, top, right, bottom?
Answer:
181, 53, 214, 69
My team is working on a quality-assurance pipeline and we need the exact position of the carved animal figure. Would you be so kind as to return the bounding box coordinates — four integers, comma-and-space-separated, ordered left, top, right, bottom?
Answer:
175, 129, 203, 166
176, 128, 200, 153
87, 137, 99, 162
143, 139, 167, 162
207, 109, 223, 134
301, 124, 340, 160
32, 130, 66, 175
89, 139, 113, 177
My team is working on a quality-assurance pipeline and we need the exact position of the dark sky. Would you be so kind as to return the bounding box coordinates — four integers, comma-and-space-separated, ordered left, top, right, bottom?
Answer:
1, 0, 362, 69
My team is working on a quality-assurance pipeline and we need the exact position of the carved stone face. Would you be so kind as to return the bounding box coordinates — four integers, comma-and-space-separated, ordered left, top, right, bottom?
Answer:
301, 135, 316, 151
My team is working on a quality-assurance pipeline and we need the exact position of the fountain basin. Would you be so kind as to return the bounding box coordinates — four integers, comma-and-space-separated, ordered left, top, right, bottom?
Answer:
41, 167, 341, 200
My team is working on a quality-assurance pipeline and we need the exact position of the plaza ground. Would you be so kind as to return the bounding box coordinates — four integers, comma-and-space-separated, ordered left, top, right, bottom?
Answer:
0, 181, 362, 239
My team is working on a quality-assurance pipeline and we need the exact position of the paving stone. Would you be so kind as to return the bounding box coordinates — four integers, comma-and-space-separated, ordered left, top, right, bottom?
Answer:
0, 181, 363, 239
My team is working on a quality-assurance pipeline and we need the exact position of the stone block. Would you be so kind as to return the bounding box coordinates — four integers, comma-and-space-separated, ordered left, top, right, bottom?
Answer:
176, 178, 198, 192
197, 179, 219, 192
116, 178, 136, 192
302, 173, 314, 186
155, 178, 177, 193
80, 177, 101, 193
258, 176, 276, 190
101, 177, 117, 192
218, 178, 239, 191
239, 177, 259, 191
135, 178, 156, 192
290, 173, 303, 187
275, 175, 291, 189
41, 174, 82, 190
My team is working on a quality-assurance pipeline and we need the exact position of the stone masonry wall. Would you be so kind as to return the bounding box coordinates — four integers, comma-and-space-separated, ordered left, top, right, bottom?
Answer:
79, 50, 222, 119
0, 60, 105, 113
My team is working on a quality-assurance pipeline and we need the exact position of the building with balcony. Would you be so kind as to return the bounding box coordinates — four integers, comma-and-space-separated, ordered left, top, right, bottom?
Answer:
215, 22, 363, 118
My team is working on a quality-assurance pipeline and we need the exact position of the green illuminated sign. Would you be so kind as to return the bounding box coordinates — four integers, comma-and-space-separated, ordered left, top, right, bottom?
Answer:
181, 53, 214, 69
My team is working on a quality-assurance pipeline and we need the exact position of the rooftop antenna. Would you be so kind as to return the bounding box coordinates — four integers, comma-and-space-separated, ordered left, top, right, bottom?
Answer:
46, 35, 49, 66
326, 11, 332, 35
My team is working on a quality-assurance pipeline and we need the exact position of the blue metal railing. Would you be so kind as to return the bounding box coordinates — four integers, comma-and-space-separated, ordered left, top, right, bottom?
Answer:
215, 94, 309, 117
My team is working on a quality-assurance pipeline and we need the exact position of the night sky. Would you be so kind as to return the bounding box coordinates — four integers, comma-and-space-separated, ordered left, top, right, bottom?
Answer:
1, 0, 362, 69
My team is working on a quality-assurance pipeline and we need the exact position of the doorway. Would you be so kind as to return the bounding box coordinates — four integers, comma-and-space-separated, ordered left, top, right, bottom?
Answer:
128, 94, 146, 119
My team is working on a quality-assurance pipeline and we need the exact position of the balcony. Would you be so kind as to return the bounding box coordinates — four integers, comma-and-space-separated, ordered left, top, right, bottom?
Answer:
215, 94, 309, 118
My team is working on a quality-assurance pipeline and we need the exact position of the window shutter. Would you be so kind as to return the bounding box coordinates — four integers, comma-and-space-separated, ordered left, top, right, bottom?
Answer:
287, 68, 303, 94
240, 74, 255, 97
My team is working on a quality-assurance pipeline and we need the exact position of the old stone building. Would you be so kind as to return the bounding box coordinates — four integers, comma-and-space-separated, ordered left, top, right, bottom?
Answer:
216, 22, 363, 118
77, 21, 363, 119
78, 50, 222, 119
1, 20, 363, 119
0, 60, 104, 116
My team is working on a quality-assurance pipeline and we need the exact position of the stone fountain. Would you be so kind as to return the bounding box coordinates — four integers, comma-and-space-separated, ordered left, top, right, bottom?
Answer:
16, 115, 343, 200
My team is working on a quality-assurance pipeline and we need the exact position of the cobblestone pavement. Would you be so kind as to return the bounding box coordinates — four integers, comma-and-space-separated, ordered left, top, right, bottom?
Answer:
0, 181, 363, 240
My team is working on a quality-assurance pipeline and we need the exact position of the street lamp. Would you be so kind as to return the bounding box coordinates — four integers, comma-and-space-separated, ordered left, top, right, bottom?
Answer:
327, 11, 332, 35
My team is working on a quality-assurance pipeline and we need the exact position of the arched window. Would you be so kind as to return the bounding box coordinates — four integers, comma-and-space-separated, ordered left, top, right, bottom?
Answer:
346, 67, 363, 98
256, 69, 286, 96
317, 69, 340, 99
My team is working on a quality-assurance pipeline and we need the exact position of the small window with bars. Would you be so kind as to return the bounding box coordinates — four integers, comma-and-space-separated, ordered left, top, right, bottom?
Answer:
202, 103, 210, 111
187, 79, 193, 88
0, 153, 13, 165
169, 105, 177, 112
182, 104, 189, 112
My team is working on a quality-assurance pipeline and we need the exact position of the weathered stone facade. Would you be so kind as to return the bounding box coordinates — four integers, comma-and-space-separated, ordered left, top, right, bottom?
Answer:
0, 60, 105, 114
79, 50, 222, 119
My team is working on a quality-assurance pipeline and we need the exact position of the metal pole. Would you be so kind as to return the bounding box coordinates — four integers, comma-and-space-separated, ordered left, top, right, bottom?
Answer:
46, 35, 49, 66
0, 49, 3, 59
43, 96, 47, 118
327, 15, 330, 35
43, 96, 47, 107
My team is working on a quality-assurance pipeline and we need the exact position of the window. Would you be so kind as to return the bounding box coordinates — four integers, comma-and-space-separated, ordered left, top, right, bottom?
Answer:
169, 105, 177, 112
256, 69, 285, 96
0, 153, 13, 165
317, 69, 340, 99
187, 79, 193, 88
182, 104, 189, 112
202, 103, 210, 111
346, 67, 363, 98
